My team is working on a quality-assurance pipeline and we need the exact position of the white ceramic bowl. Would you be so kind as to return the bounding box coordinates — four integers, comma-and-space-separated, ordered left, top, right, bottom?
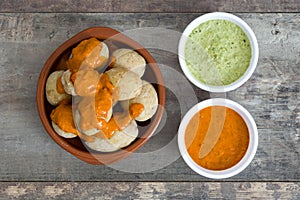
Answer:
178, 12, 259, 92
177, 98, 258, 179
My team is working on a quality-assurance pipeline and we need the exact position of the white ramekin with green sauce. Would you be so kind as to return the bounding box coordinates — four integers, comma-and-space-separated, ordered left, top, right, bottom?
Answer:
178, 12, 259, 92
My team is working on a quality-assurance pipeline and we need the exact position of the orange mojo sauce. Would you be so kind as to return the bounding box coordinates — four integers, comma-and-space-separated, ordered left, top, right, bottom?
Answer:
56, 76, 66, 94
77, 73, 115, 131
98, 103, 144, 139
50, 104, 78, 135
66, 37, 105, 72
185, 106, 249, 170
74, 69, 100, 96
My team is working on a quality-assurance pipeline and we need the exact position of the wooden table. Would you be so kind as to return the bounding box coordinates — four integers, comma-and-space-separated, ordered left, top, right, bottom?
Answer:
1, 1, 300, 199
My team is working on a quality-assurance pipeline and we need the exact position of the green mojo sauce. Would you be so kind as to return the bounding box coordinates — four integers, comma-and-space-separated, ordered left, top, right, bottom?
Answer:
185, 19, 252, 86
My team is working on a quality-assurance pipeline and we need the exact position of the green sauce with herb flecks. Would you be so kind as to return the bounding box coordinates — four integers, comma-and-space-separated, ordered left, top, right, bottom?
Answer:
185, 19, 252, 86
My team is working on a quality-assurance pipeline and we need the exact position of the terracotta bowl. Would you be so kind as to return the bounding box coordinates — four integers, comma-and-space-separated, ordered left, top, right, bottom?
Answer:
36, 27, 166, 165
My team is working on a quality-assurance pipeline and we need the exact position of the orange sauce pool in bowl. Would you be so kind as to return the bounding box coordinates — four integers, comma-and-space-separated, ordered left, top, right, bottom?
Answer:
185, 106, 249, 170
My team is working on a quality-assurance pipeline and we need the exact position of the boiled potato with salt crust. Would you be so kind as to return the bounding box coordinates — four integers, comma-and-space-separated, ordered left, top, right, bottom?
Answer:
84, 120, 138, 152
105, 67, 142, 101
121, 80, 158, 122
46, 70, 71, 106
112, 48, 146, 77
52, 121, 77, 138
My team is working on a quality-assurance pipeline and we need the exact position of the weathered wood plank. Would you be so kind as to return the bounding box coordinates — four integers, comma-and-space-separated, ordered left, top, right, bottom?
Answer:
0, 0, 299, 13
0, 13, 299, 181
0, 182, 300, 199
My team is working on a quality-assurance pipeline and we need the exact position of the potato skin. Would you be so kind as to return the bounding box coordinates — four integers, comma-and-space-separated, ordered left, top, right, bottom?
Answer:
106, 67, 143, 101
112, 48, 146, 77
52, 121, 77, 138
61, 69, 76, 96
46, 70, 71, 106
129, 80, 158, 122
84, 120, 138, 152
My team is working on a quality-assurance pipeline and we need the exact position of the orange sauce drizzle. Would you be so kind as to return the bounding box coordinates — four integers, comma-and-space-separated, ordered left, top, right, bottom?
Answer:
97, 103, 144, 139
56, 76, 66, 94
77, 73, 114, 131
66, 38, 103, 72
74, 69, 99, 96
50, 104, 78, 135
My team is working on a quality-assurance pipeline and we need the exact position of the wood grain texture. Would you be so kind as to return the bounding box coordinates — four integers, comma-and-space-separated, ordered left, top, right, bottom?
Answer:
1, 182, 300, 199
0, 13, 299, 181
0, 0, 299, 13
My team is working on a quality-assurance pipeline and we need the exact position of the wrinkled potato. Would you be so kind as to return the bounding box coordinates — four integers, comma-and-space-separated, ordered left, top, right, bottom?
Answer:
112, 48, 146, 77
121, 80, 158, 122
52, 121, 77, 138
84, 120, 138, 152
106, 67, 142, 101
46, 70, 71, 106
61, 69, 76, 96
100, 42, 110, 60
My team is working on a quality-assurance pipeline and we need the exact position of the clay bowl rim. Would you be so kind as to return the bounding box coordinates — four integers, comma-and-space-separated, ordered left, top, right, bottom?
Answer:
36, 27, 166, 165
